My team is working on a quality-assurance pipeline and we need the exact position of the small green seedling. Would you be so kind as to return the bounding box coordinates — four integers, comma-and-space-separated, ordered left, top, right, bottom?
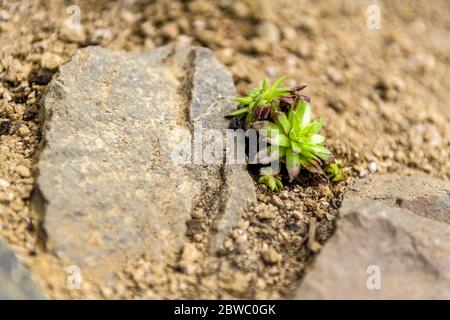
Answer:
258, 167, 283, 192
228, 76, 290, 127
325, 159, 347, 182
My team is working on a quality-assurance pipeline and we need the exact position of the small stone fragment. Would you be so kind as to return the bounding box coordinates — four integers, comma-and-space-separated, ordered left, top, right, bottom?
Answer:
368, 161, 377, 173
271, 195, 284, 208
291, 210, 303, 220
261, 248, 282, 265
326, 66, 343, 85
17, 125, 30, 137
41, 52, 63, 70
257, 21, 280, 45
257, 209, 277, 220
15, 165, 30, 178
191, 209, 205, 219
0, 178, 10, 189
161, 22, 179, 39
59, 24, 86, 43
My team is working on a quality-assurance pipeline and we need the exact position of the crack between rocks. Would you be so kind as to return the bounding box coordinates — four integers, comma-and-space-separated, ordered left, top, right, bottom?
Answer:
180, 47, 196, 133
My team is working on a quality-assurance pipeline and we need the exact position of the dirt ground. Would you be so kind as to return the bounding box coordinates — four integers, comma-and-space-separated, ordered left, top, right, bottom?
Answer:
0, 0, 449, 299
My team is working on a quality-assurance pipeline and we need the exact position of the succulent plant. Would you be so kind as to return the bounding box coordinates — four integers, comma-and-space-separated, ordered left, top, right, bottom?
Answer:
325, 159, 347, 182
227, 76, 340, 192
253, 99, 331, 183
257, 166, 283, 192
228, 76, 290, 127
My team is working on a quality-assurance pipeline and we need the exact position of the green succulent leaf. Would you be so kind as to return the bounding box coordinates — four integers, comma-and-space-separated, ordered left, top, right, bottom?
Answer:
264, 133, 291, 147
301, 144, 331, 160
233, 97, 253, 104
288, 106, 300, 128
228, 106, 250, 117
291, 141, 302, 153
273, 111, 291, 135
286, 149, 301, 181
310, 134, 325, 144
297, 99, 312, 128
303, 118, 324, 135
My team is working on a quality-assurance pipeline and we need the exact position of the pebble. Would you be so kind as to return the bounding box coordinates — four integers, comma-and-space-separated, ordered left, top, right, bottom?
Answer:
217, 48, 234, 65
250, 38, 271, 54
359, 169, 369, 178
368, 161, 378, 173
179, 243, 201, 270
279, 190, 289, 200
41, 52, 63, 70
231, 2, 250, 18
292, 210, 303, 220
298, 42, 310, 58
15, 165, 31, 178
326, 66, 343, 85
191, 208, 205, 219
0, 191, 14, 203
257, 21, 280, 45
282, 27, 297, 40
59, 24, 86, 43
286, 55, 297, 67
0, 178, 10, 189
299, 16, 318, 35
226, 272, 249, 294
261, 248, 282, 264
271, 195, 284, 208
161, 22, 179, 39
257, 210, 277, 220
140, 21, 155, 37
18, 125, 30, 137
3, 91, 12, 102
265, 66, 278, 77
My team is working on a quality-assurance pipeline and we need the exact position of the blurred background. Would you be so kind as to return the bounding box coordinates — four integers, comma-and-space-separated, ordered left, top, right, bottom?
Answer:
0, 0, 449, 299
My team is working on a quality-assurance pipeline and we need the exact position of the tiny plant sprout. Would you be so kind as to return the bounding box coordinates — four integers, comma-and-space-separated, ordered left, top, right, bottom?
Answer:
227, 76, 290, 128
258, 166, 283, 192
325, 159, 347, 182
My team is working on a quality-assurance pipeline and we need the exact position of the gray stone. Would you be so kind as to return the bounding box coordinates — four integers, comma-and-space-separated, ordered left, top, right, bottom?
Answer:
33, 44, 255, 276
295, 173, 450, 299
342, 173, 449, 224
0, 237, 45, 299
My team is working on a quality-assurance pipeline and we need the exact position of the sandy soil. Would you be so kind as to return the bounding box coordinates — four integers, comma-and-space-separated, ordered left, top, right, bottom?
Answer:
0, 0, 448, 299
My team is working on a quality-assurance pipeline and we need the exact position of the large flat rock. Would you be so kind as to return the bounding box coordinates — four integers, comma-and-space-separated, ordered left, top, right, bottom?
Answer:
295, 173, 450, 299
0, 237, 45, 299
33, 44, 255, 275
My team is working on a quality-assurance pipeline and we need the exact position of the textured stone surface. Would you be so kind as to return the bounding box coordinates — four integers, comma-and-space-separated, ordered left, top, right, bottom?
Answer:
341, 173, 449, 224
0, 237, 45, 299
33, 44, 255, 275
295, 173, 450, 299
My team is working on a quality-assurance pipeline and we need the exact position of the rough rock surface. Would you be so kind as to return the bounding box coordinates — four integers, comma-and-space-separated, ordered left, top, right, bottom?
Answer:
33, 44, 255, 276
0, 237, 45, 299
341, 173, 450, 225
295, 173, 450, 299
